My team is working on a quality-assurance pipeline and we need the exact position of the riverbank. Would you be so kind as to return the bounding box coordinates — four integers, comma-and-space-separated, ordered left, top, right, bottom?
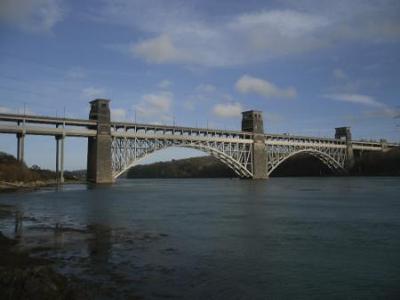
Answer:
0, 180, 57, 192
0, 180, 85, 193
0, 152, 87, 193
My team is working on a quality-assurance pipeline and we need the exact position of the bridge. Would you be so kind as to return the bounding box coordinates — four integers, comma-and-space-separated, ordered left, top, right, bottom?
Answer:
0, 99, 398, 183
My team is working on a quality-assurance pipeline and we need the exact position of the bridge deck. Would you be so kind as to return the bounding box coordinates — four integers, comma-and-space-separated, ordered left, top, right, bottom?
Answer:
0, 113, 96, 127
0, 113, 398, 150
0, 125, 96, 137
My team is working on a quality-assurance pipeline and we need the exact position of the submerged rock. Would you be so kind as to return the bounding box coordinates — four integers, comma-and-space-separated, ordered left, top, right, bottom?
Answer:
0, 266, 74, 300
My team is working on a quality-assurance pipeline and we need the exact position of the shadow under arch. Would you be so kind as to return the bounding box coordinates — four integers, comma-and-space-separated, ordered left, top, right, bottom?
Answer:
267, 149, 345, 177
113, 144, 253, 180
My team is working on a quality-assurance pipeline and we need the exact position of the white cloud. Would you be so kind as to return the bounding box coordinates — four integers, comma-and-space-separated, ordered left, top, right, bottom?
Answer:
111, 108, 127, 121
66, 67, 86, 80
324, 93, 385, 108
195, 84, 216, 94
364, 107, 400, 119
131, 34, 192, 64
0, 0, 64, 33
97, 1, 400, 67
324, 93, 400, 119
333, 68, 348, 80
183, 101, 195, 111
0, 106, 35, 115
264, 112, 284, 123
81, 87, 107, 100
158, 79, 172, 89
135, 91, 173, 122
212, 102, 243, 118
0, 106, 14, 114
235, 75, 297, 99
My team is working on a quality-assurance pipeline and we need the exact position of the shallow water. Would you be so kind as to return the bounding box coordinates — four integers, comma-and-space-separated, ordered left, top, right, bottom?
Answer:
0, 177, 399, 299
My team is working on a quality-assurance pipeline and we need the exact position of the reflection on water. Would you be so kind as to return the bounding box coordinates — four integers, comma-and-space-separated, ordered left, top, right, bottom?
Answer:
87, 224, 112, 264
0, 177, 400, 299
14, 211, 23, 238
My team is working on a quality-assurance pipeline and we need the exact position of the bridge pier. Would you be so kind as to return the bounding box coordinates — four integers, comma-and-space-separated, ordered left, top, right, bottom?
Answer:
242, 111, 268, 179
55, 135, 64, 184
380, 139, 389, 152
335, 127, 354, 170
16, 132, 25, 162
87, 99, 113, 183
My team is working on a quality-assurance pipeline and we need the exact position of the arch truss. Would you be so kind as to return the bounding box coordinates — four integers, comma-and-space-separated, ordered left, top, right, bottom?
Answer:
111, 136, 253, 179
266, 140, 347, 176
111, 130, 351, 180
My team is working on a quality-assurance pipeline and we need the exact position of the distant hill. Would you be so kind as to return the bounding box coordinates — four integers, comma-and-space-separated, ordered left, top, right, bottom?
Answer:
1, 147, 398, 182
126, 148, 400, 178
352, 147, 400, 176
126, 154, 331, 178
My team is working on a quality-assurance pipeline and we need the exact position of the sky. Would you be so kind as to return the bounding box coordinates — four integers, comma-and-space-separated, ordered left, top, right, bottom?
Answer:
0, 0, 399, 170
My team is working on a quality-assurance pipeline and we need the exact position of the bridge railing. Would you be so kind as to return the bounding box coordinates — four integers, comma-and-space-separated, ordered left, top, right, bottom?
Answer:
110, 123, 254, 141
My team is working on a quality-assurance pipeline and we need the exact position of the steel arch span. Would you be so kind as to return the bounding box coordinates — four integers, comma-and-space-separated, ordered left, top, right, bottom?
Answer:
267, 148, 347, 176
111, 137, 253, 179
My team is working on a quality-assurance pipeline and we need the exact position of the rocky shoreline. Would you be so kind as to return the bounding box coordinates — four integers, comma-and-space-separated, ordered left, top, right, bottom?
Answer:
0, 232, 82, 300
0, 180, 84, 193
0, 203, 84, 300
0, 204, 145, 299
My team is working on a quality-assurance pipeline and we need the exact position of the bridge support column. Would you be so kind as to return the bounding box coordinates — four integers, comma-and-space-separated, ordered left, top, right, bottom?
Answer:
335, 127, 354, 170
242, 110, 268, 179
252, 135, 268, 179
380, 139, 389, 152
16, 133, 25, 162
87, 99, 113, 184
55, 135, 64, 184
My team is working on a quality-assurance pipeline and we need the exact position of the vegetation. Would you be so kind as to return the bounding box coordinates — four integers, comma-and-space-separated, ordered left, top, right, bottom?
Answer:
127, 156, 236, 178
352, 148, 400, 176
0, 152, 85, 183
0, 152, 49, 182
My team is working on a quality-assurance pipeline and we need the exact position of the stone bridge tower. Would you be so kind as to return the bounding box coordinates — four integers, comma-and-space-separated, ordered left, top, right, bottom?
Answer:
335, 126, 355, 170
87, 99, 113, 183
242, 111, 268, 179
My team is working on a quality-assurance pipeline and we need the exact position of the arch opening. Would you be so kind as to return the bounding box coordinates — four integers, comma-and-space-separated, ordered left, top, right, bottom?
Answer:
112, 144, 252, 179
268, 149, 345, 177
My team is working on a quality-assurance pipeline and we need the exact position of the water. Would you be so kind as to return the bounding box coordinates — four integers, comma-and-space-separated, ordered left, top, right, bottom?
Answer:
0, 177, 399, 299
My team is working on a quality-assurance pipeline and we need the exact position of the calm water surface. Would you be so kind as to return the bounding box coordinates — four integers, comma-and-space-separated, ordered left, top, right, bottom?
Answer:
0, 177, 399, 299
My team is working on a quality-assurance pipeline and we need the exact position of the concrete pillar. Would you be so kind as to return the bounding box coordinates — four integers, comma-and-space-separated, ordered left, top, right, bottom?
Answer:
242, 110, 268, 179
16, 133, 25, 162
335, 127, 354, 170
380, 139, 389, 152
60, 137, 64, 183
55, 135, 65, 183
87, 99, 113, 183
56, 136, 60, 184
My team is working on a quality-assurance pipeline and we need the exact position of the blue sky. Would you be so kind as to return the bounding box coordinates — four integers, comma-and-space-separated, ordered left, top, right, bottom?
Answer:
0, 0, 399, 170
